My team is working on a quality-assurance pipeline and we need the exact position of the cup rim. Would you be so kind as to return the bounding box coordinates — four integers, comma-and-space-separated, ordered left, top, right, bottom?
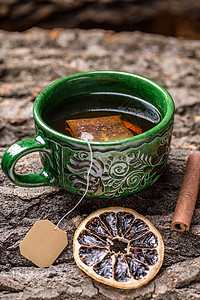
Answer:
33, 70, 174, 145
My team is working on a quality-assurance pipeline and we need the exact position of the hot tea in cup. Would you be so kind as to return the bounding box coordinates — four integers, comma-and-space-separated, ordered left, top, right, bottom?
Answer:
47, 92, 162, 141
1, 71, 174, 198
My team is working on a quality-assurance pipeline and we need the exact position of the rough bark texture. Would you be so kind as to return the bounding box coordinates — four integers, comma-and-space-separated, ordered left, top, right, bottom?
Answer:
0, 28, 200, 299
0, 0, 200, 39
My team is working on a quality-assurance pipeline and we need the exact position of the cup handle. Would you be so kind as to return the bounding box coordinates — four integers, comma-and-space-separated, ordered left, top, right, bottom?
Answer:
1, 136, 57, 187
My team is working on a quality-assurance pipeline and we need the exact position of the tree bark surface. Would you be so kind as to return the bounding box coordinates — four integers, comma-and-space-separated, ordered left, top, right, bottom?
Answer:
1, 0, 200, 35
0, 28, 200, 299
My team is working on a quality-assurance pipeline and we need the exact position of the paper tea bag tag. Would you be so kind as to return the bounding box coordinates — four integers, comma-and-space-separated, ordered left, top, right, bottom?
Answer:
19, 220, 68, 268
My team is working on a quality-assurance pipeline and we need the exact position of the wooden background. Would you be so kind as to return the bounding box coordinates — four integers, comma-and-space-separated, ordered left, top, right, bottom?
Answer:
0, 2, 200, 299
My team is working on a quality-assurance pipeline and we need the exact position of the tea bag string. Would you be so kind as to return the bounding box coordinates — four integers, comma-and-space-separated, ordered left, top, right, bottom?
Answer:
54, 139, 93, 231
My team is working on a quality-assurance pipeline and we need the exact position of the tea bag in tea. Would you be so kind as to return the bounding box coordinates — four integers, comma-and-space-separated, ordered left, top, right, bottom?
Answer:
65, 115, 136, 141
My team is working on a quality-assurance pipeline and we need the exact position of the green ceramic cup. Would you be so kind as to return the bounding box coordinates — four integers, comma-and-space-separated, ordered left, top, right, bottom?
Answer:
1, 71, 174, 198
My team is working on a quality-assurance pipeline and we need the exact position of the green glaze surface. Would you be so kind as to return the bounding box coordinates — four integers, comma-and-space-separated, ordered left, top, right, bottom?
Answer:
1, 71, 174, 198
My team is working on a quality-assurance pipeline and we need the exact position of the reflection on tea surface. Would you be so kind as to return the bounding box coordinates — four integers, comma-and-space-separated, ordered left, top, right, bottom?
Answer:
46, 92, 161, 141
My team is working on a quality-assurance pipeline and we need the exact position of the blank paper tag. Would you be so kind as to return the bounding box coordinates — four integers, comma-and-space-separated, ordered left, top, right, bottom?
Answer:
19, 220, 68, 268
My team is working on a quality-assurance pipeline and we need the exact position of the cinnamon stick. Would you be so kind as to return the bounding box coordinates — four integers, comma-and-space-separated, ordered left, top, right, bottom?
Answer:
172, 153, 200, 232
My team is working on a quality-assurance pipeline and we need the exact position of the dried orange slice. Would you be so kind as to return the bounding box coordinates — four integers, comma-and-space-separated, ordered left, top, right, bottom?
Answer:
73, 207, 164, 289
